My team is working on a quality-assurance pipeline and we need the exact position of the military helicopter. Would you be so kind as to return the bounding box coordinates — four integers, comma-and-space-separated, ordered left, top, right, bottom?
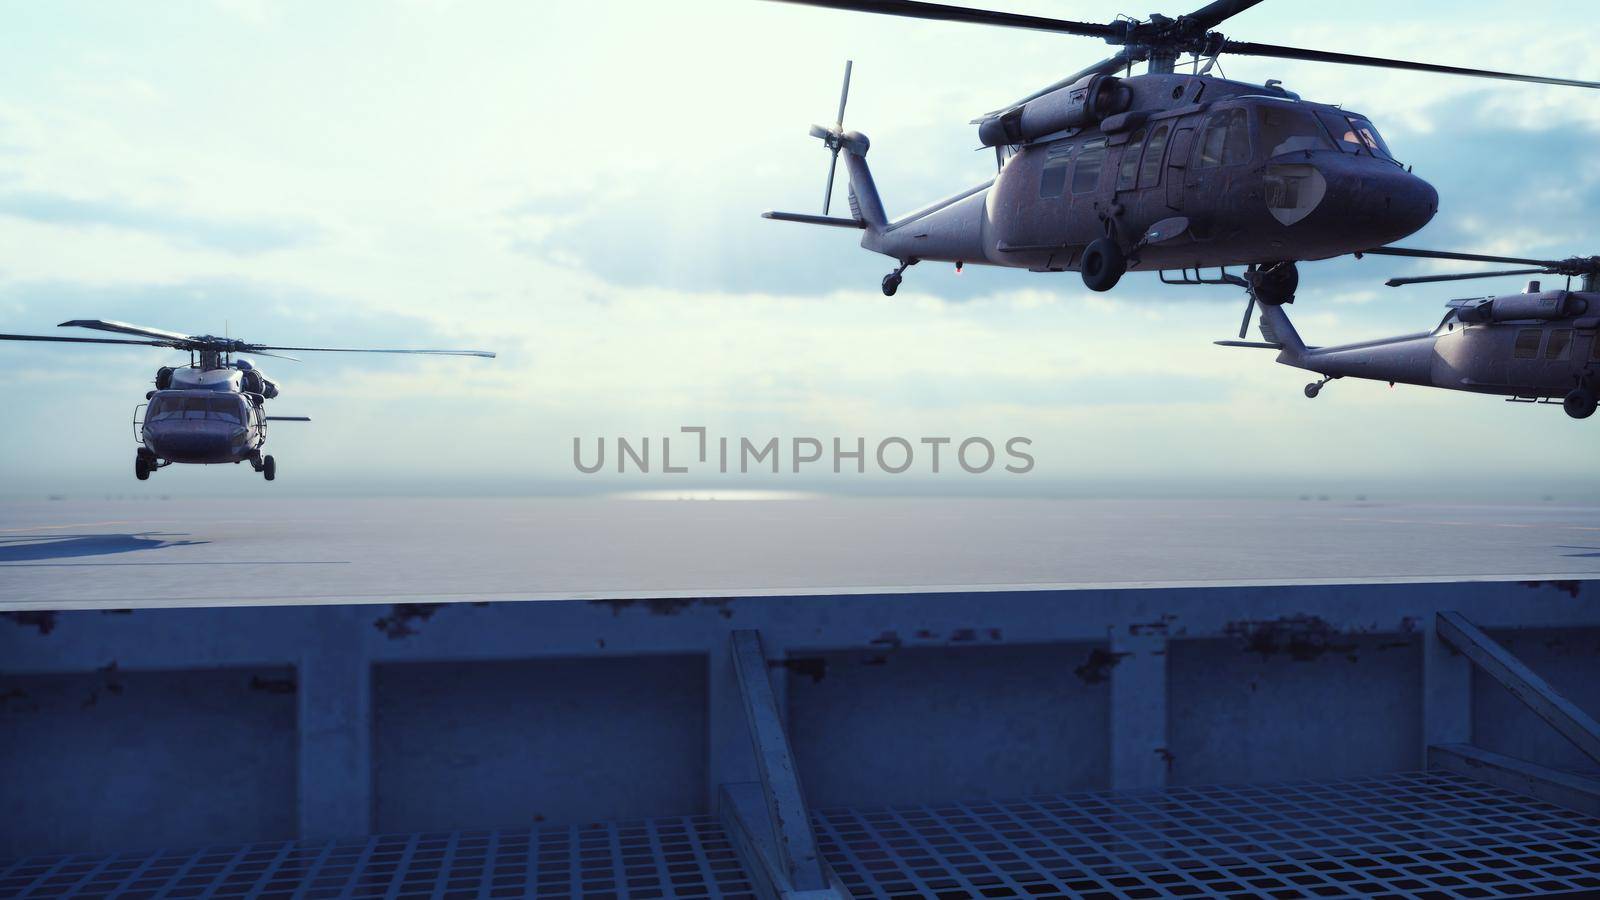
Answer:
760, 0, 1598, 302
1218, 247, 1600, 418
0, 319, 495, 480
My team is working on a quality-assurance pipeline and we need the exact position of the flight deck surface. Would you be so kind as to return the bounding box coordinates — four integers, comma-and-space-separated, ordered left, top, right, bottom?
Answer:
3, 497, 1598, 610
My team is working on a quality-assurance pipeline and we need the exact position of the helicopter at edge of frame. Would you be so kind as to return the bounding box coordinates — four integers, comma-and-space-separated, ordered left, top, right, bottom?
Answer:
759, 0, 1599, 306
0, 319, 495, 481
1217, 246, 1600, 419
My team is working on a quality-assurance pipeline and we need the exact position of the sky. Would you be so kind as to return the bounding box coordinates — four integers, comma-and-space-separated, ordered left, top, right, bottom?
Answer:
0, 0, 1597, 500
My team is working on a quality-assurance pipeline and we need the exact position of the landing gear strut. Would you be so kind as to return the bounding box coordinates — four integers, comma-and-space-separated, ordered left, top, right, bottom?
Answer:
881, 259, 915, 296
1563, 388, 1597, 419
251, 452, 278, 481
1304, 375, 1336, 399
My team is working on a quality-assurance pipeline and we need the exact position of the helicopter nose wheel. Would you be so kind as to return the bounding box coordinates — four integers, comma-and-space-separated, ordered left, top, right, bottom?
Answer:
1080, 238, 1126, 292
262, 455, 276, 481
135, 455, 151, 481
1563, 388, 1597, 419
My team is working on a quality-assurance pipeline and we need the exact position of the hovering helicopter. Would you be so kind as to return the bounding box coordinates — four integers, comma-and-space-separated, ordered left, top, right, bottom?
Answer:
1218, 247, 1600, 419
760, 0, 1598, 302
0, 319, 495, 480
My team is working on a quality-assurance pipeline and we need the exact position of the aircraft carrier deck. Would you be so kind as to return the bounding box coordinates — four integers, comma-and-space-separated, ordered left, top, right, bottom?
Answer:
3, 498, 1599, 899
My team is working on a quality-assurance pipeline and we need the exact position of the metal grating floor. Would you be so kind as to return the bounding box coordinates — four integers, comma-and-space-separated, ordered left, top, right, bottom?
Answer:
813, 771, 1600, 899
4, 772, 1599, 899
0, 815, 755, 900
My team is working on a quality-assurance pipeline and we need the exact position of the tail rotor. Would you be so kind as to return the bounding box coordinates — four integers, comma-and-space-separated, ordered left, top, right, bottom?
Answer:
811, 60, 853, 214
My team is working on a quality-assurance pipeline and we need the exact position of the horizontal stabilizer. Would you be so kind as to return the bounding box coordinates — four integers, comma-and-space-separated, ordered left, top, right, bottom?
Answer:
266, 416, 311, 422
1214, 340, 1284, 349
762, 211, 865, 229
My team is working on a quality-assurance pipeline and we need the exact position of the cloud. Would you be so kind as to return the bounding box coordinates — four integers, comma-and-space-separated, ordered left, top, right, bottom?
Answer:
0, 189, 311, 255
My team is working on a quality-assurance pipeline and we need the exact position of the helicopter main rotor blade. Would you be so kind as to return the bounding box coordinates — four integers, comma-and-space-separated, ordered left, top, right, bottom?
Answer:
58, 319, 195, 344
762, 0, 1115, 38
1220, 40, 1600, 90
1384, 268, 1551, 288
246, 345, 496, 358
1360, 246, 1564, 268
0, 333, 176, 347
1183, 0, 1270, 31
246, 349, 303, 362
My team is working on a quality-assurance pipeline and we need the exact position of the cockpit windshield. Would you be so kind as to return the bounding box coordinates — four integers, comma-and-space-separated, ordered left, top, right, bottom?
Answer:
1316, 109, 1395, 161
1257, 105, 1334, 158
148, 394, 246, 424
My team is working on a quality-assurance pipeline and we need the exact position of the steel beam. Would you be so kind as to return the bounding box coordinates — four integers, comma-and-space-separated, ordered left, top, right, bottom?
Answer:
1430, 743, 1600, 817
1422, 614, 1473, 762
1436, 611, 1600, 765
729, 629, 832, 895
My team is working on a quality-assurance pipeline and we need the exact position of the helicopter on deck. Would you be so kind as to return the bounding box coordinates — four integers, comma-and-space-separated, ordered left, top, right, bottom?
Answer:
761, 0, 1598, 302
1219, 247, 1600, 418
0, 319, 495, 480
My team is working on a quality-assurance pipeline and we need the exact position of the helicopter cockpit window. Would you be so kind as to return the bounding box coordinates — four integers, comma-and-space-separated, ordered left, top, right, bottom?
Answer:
1038, 142, 1073, 199
1116, 128, 1147, 190
1196, 108, 1250, 168
1318, 110, 1394, 160
1257, 105, 1332, 158
1072, 139, 1107, 193
1138, 124, 1171, 187
147, 396, 179, 420
205, 396, 245, 424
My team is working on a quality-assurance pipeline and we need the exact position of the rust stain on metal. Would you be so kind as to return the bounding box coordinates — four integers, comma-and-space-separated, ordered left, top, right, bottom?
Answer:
1519, 580, 1583, 599
374, 603, 446, 638
1, 611, 58, 635
1073, 647, 1129, 684
587, 597, 734, 618
772, 657, 828, 683
1224, 615, 1360, 662
1130, 615, 1177, 636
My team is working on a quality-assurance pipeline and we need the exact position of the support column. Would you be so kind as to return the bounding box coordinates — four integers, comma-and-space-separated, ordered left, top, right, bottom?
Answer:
297, 608, 372, 840
1109, 631, 1169, 791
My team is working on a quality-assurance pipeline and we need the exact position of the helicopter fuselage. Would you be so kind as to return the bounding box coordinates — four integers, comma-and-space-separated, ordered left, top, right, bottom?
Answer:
853, 74, 1438, 284
140, 387, 267, 465
1257, 289, 1600, 415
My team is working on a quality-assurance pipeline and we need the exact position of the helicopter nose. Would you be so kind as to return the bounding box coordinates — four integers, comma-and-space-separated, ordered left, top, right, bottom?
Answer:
1357, 166, 1438, 242
1318, 160, 1437, 245
147, 423, 235, 462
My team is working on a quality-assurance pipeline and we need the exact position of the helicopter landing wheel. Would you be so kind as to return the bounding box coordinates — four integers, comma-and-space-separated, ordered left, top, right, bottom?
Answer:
1080, 237, 1126, 292
881, 273, 901, 296
1563, 388, 1597, 420
1304, 382, 1322, 399
135, 455, 151, 481
262, 455, 276, 481
1251, 262, 1299, 306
